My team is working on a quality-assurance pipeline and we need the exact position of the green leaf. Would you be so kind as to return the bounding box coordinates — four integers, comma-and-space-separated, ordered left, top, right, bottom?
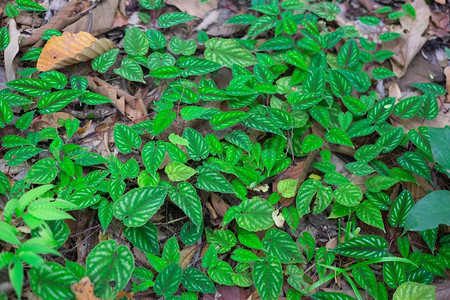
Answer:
80, 92, 112, 105
86, 240, 134, 299
253, 256, 283, 300
263, 229, 303, 263
379, 32, 401, 42
397, 151, 431, 182
356, 201, 385, 232
372, 67, 397, 80
0, 26, 10, 51
354, 144, 383, 163
169, 182, 203, 226
368, 97, 395, 124
25, 158, 58, 184
114, 124, 142, 154
38, 90, 83, 114
236, 198, 274, 232
98, 200, 113, 233
139, 0, 164, 10
16, 0, 46, 11
146, 28, 166, 50
376, 127, 404, 153
210, 111, 248, 130
208, 260, 234, 285
92, 48, 119, 73
0, 222, 21, 245
334, 235, 389, 259
9, 258, 23, 299
393, 282, 435, 300
177, 56, 221, 77
429, 127, 450, 175
328, 70, 352, 98
206, 228, 236, 254
389, 190, 414, 228
404, 190, 450, 232
248, 15, 278, 36
374, 50, 395, 61
29, 262, 78, 300
183, 127, 209, 161
6, 78, 51, 97
337, 39, 359, 68
153, 109, 176, 135
124, 27, 148, 56
312, 292, 356, 300
169, 36, 196, 56
123, 221, 159, 254
366, 176, 398, 192
402, 3, 416, 17
411, 83, 446, 96
182, 268, 216, 293
205, 38, 256, 68
277, 179, 298, 198
394, 96, 424, 119
0, 97, 13, 125
113, 187, 167, 227
258, 36, 295, 51
226, 14, 257, 24
158, 12, 196, 28
2, 93, 32, 107
4, 146, 43, 166
165, 162, 196, 182
38, 71, 68, 90
142, 141, 166, 178
196, 166, 235, 194
325, 128, 354, 148
225, 130, 252, 152
147, 52, 175, 71
242, 112, 284, 136
114, 58, 145, 83
383, 261, 406, 289
150, 66, 181, 79
358, 16, 380, 26
334, 183, 363, 206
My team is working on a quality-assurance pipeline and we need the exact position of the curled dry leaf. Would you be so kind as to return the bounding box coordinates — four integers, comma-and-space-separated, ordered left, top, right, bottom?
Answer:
86, 76, 148, 121
37, 31, 116, 72
5, 18, 20, 81
70, 276, 101, 300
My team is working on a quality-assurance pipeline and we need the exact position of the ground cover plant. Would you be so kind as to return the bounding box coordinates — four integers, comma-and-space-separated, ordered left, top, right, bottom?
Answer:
0, 0, 449, 299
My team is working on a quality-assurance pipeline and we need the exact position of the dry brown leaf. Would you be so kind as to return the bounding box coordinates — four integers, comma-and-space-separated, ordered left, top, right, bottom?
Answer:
383, 0, 430, 78
31, 112, 74, 131
64, 0, 120, 35
210, 193, 230, 218
20, 0, 85, 49
70, 277, 101, 300
5, 18, 20, 81
115, 291, 134, 300
37, 32, 115, 71
272, 161, 305, 206
166, 0, 218, 18
179, 244, 200, 269
388, 82, 402, 100
86, 76, 148, 121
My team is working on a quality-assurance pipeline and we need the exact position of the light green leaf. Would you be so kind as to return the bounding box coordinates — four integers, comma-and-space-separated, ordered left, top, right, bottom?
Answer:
277, 179, 298, 198
165, 162, 196, 182
393, 282, 435, 300
205, 38, 256, 68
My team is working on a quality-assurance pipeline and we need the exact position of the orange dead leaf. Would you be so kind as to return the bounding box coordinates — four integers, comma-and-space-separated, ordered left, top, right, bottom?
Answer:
37, 31, 116, 72
116, 291, 135, 300
70, 276, 101, 300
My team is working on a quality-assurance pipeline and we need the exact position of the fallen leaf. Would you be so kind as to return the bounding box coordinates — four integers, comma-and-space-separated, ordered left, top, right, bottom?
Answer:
5, 18, 19, 81
70, 277, 101, 300
115, 291, 134, 300
179, 244, 200, 269
383, 0, 430, 78
272, 209, 285, 228
20, 0, 86, 49
31, 112, 74, 131
272, 161, 305, 206
86, 76, 148, 121
37, 32, 116, 71
166, 0, 218, 18
211, 193, 230, 218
